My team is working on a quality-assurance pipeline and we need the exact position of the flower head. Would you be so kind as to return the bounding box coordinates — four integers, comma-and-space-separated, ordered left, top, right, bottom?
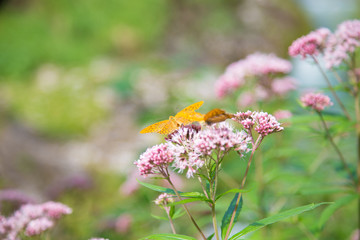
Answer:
42, 201, 73, 219
134, 143, 175, 177
289, 28, 331, 58
274, 110, 292, 120
25, 217, 54, 236
215, 52, 292, 98
300, 92, 333, 111
233, 111, 284, 136
154, 193, 174, 206
324, 19, 360, 68
167, 125, 204, 178
193, 123, 251, 157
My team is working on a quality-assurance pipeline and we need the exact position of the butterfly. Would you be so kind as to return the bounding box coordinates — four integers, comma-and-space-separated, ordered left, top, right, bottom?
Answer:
140, 101, 205, 134
204, 108, 234, 125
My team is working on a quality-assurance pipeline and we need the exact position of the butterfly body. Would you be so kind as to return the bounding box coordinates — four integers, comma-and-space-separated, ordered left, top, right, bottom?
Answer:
140, 101, 204, 134
204, 108, 234, 125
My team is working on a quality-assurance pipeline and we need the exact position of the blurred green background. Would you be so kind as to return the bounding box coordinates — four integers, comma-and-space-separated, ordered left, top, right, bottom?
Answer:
0, 0, 359, 239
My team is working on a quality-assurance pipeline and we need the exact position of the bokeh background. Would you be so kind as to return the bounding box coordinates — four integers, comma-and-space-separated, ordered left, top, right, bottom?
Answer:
0, 0, 360, 239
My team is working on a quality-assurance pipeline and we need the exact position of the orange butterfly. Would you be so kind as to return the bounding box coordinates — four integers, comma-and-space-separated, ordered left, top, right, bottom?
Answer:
140, 101, 205, 134
204, 108, 234, 125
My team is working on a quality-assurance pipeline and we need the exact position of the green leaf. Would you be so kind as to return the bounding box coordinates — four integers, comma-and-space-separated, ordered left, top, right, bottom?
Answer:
151, 214, 168, 221
207, 233, 214, 240
216, 189, 249, 201
318, 194, 357, 230
180, 192, 207, 198
172, 209, 185, 219
169, 198, 211, 206
229, 202, 329, 240
140, 233, 197, 240
169, 205, 175, 218
221, 194, 243, 240
137, 180, 176, 194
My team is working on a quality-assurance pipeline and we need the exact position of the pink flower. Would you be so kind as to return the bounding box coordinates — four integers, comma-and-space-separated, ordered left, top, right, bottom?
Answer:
167, 125, 204, 178
324, 19, 360, 68
215, 52, 292, 98
271, 77, 296, 95
25, 217, 54, 236
42, 201, 73, 219
154, 193, 174, 206
115, 214, 132, 234
274, 110, 292, 120
300, 92, 333, 111
252, 112, 284, 136
134, 143, 175, 177
237, 91, 255, 107
193, 123, 251, 157
233, 111, 284, 136
289, 28, 331, 58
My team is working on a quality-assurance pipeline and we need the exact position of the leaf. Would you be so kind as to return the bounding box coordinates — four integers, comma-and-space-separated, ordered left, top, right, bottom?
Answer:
318, 194, 357, 230
180, 192, 207, 198
169, 205, 175, 218
221, 194, 243, 240
216, 189, 249, 201
229, 202, 330, 240
137, 180, 176, 194
140, 233, 197, 240
151, 214, 168, 221
207, 233, 214, 240
172, 209, 185, 219
169, 197, 211, 206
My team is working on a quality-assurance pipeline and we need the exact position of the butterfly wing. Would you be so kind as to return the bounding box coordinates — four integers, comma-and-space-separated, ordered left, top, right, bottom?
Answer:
157, 119, 180, 135
140, 120, 169, 134
204, 108, 234, 125
176, 101, 204, 115
176, 111, 204, 122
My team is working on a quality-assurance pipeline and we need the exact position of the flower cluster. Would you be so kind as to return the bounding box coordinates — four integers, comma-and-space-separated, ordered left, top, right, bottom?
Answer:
154, 193, 174, 206
233, 111, 284, 136
324, 19, 360, 68
215, 52, 294, 105
134, 143, 175, 176
136, 123, 252, 178
288, 28, 331, 58
289, 19, 360, 69
300, 92, 333, 111
167, 125, 204, 178
0, 201, 72, 239
193, 123, 251, 156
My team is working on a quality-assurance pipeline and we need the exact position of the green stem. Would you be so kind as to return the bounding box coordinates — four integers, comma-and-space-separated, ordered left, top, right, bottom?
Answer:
165, 207, 177, 234
317, 112, 356, 186
166, 177, 207, 240
223, 136, 263, 240
312, 55, 352, 120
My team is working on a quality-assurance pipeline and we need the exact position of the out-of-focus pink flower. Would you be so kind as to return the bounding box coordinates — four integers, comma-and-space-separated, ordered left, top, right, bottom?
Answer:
245, 52, 292, 75
274, 110, 292, 120
1, 201, 72, 239
25, 217, 54, 236
271, 77, 296, 96
324, 19, 360, 68
215, 52, 292, 98
300, 92, 333, 111
237, 91, 255, 107
154, 193, 174, 206
233, 111, 284, 136
115, 214, 132, 234
289, 28, 331, 58
120, 170, 141, 196
0, 189, 35, 206
134, 143, 175, 177
42, 201, 72, 219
